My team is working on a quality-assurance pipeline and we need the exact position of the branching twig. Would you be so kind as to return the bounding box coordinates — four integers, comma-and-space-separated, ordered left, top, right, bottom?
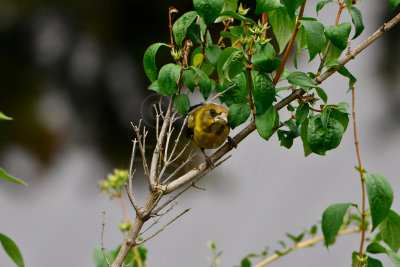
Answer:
101, 211, 111, 267
138, 209, 190, 245
254, 227, 361, 267
126, 140, 139, 211
131, 121, 151, 185
352, 86, 366, 267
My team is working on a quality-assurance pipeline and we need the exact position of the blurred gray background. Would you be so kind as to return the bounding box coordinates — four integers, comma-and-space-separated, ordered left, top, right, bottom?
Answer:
0, 0, 399, 266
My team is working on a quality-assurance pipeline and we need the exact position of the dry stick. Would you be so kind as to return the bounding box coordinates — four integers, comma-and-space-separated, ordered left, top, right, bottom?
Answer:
165, 11, 400, 194
353, 86, 367, 267
254, 228, 361, 267
317, 1, 344, 76
111, 12, 400, 267
273, 0, 307, 85
132, 121, 151, 185
126, 140, 139, 211
101, 211, 111, 267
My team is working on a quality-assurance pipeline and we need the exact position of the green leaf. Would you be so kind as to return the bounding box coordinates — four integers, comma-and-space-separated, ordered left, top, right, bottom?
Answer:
173, 11, 199, 48
255, 105, 278, 140
325, 22, 352, 50
222, 0, 238, 12
295, 24, 307, 53
282, 0, 304, 18
321, 203, 352, 247
219, 11, 256, 25
365, 174, 394, 231
316, 1, 334, 14
187, 22, 202, 45
143, 43, 169, 82
300, 119, 312, 156
315, 87, 328, 103
217, 47, 244, 85
380, 210, 400, 252
0, 111, 13, 120
299, 20, 326, 61
286, 71, 316, 91
0, 167, 27, 186
252, 70, 276, 113
218, 71, 248, 106
191, 66, 212, 100
344, 0, 353, 13
182, 69, 196, 92
241, 257, 251, 267
330, 105, 350, 132
268, 7, 295, 54
158, 64, 182, 96
205, 45, 222, 67
306, 114, 344, 155
388, 250, 400, 267
296, 103, 309, 126
368, 257, 384, 267
390, 0, 400, 9
350, 7, 364, 40
193, 0, 224, 25
338, 66, 357, 92
148, 80, 160, 93
173, 94, 190, 116
367, 242, 388, 254
324, 43, 344, 67
337, 102, 351, 114
252, 42, 281, 73
228, 103, 251, 129
255, 0, 283, 13
0, 233, 24, 267
286, 232, 305, 244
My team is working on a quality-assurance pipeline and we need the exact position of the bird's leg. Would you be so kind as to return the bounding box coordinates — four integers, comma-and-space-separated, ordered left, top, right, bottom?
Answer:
201, 148, 214, 169
227, 136, 237, 149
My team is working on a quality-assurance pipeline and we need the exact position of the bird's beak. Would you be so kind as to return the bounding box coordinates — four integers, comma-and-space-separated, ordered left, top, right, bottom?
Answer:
214, 112, 228, 124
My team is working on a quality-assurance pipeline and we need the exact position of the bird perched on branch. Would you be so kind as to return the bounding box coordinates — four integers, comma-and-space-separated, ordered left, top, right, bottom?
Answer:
187, 103, 236, 168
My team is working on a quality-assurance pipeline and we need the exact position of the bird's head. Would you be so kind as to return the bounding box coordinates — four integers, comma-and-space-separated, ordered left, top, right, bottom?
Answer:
201, 103, 228, 127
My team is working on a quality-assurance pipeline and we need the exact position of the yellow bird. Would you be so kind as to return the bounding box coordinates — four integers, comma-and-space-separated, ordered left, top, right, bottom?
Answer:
187, 103, 235, 167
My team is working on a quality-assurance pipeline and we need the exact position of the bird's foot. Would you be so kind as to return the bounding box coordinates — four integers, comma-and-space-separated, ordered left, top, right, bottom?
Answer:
228, 136, 237, 149
205, 155, 214, 169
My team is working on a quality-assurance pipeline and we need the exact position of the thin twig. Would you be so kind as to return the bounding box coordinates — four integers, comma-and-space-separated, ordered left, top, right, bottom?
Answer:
101, 211, 111, 267
162, 150, 198, 184
352, 86, 366, 267
140, 203, 176, 236
254, 227, 360, 267
273, 0, 307, 85
207, 84, 237, 103
131, 121, 151, 185
138, 209, 190, 245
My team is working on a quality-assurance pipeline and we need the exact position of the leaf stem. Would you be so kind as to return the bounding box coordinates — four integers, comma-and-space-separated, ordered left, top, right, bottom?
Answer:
273, 0, 307, 85
352, 86, 366, 267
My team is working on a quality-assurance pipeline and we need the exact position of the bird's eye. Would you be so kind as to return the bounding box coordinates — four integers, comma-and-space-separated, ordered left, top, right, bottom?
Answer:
210, 109, 216, 116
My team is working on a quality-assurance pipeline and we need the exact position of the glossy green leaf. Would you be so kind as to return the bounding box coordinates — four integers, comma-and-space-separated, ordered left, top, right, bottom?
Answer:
217, 47, 244, 84
299, 20, 326, 61
300, 119, 312, 156
380, 210, 400, 252
173, 11, 198, 48
286, 71, 316, 91
338, 66, 357, 92
325, 22, 352, 50
0, 111, 12, 120
191, 66, 212, 100
367, 242, 388, 254
0, 233, 24, 267
252, 42, 281, 73
252, 70, 276, 113
390, 0, 400, 9
228, 103, 251, 129
182, 69, 196, 92
365, 174, 394, 231
0, 167, 27, 186
187, 22, 202, 45
218, 72, 248, 106
268, 7, 295, 54
158, 64, 182, 96
330, 108, 349, 131
315, 87, 328, 103
295, 25, 307, 52
255, 0, 283, 13
324, 43, 344, 67
282, 0, 304, 18
205, 45, 222, 67
255, 105, 278, 140
350, 7, 364, 40
296, 103, 309, 126
193, 0, 224, 24
278, 121, 300, 149
173, 94, 190, 116
388, 250, 400, 267
368, 257, 384, 267
222, 0, 238, 12
316, 0, 334, 14
143, 43, 169, 82
219, 11, 256, 25
321, 203, 352, 247
306, 114, 344, 155
148, 80, 160, 93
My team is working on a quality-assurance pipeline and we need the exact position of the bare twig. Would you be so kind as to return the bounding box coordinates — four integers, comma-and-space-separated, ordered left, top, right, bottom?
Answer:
101, 211, 111, 267
207, 84, 237, 103
140, 203, 176, 236
254, 228, 361, 267
126, 140, 139, 211
131, 121, 151, 186
138, 209, 190, 245
162, 150, 198, 184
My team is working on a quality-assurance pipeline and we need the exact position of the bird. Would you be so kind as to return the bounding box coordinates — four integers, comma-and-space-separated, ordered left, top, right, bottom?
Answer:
186, 103, 236, 168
